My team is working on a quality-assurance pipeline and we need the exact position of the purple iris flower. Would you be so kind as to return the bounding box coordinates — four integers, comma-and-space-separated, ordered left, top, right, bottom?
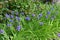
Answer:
37, 13, 42, 20
39, 22, 44, 26
0, 29, 4, 34
16, 16, 20, 21
32, 14, 35, 17
16, 25, 21, 31
25, 16, 30, 21
20, 12, 24, 15
5, 14, 10, 18
10, 15, 14, 18
58, 33, 60, 37
9, 20, 13, 22
7, 24, 12, 27
45, 15, 48, 19
47, 11, 50, 15
39, 13, 42, 17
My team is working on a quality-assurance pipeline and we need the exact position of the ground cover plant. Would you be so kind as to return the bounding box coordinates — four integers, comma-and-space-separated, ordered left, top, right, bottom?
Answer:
0, 0, 60, 40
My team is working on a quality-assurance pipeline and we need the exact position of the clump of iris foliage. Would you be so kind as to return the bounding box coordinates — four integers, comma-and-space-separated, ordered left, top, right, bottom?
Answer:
0, 0, 60, 40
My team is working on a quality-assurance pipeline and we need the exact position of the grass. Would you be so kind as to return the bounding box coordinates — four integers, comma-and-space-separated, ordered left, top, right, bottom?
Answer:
0, 0, 60, 40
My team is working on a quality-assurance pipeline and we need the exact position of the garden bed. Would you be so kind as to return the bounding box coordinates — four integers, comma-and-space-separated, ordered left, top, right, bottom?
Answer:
0, 0, 60, 40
